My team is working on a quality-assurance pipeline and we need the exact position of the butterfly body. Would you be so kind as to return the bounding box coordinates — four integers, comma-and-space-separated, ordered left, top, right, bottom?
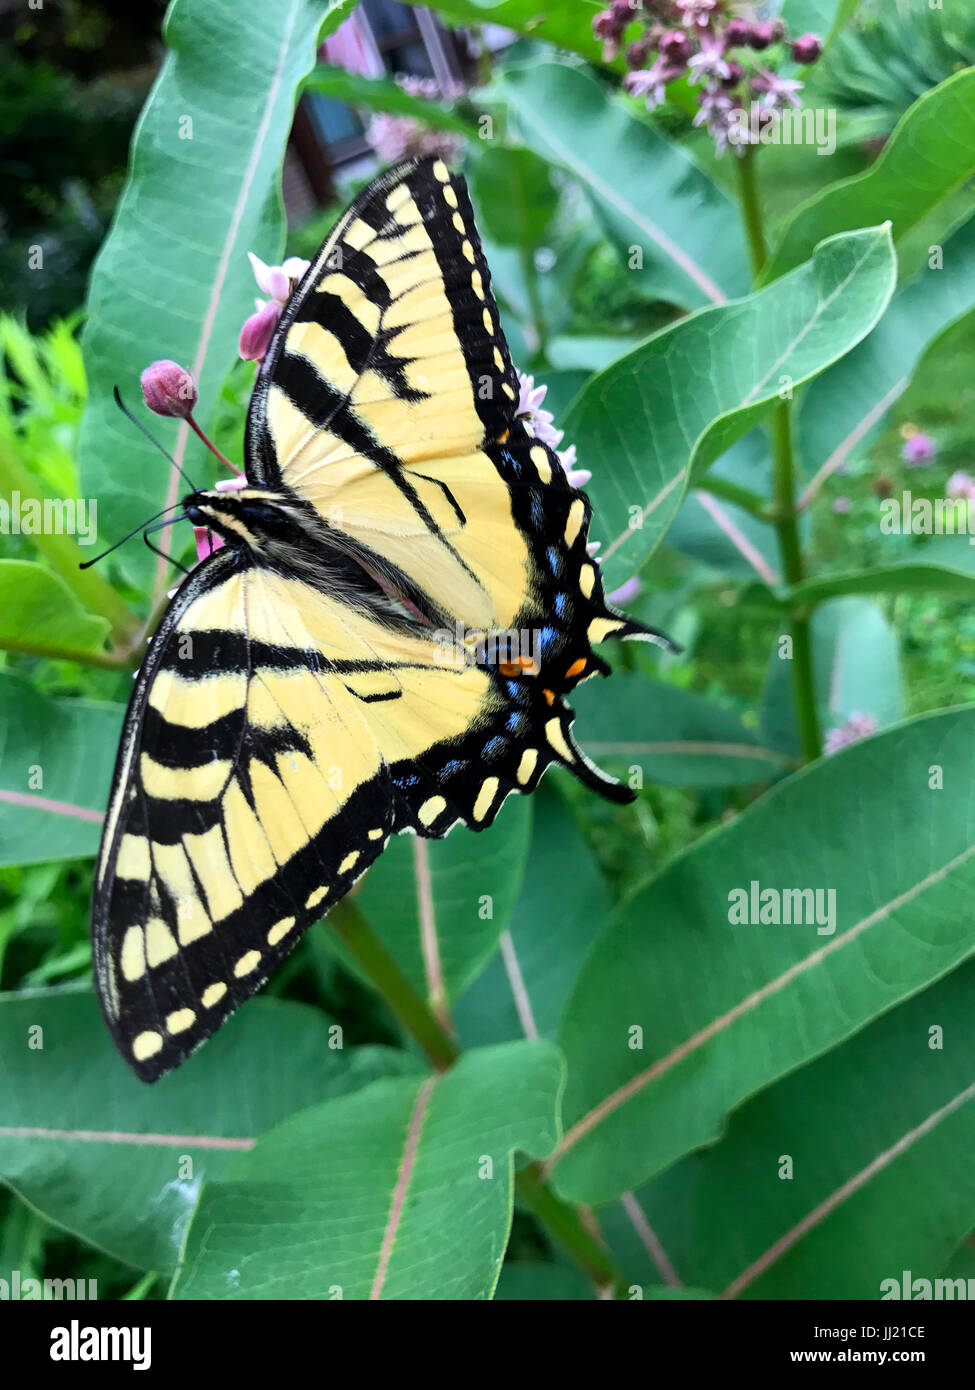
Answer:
93, 157, 665, 1081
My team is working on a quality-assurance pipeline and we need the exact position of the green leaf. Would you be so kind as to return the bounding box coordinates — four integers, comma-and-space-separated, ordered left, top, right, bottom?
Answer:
467, 145, 559, 248
547, 334, 649, 372
798, 212, 975, 488
0, 672, 122, 866
495, 62, 751, 310
572, 674, 792, 788
608, 962, 975, 1298
0, 561, 110, 663
453, 785, 609, 1047
495, 1261, 593, 1299
352, 795, 533, 1013
564, 225, 896, 589
302, 63, 477, 135
77, 0, 341, 594
170, 1040, 563, 1299
665, 432, 782, 580
0, 989, 415, 1273
782, 0, 865, 48
550, 707, 975, 1204
763, 69, 975, 281
787, 560, 975, 606
533, 369, 590, 422
405, 0, 605, 63
760, 597, 903, 759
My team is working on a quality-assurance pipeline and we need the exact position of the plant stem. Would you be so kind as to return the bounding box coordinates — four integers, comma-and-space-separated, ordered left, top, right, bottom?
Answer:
735, 145, 767, 281
326, 895, 628, 1296
0, 634, 132, 669
696, 474, 775, 521
515, 1162, 628, 1297
519, 244, 547, 357
771, 404, 822, 760
327, 896, 459, 1072
734, 145, 822, 761
0, 438, 140, 648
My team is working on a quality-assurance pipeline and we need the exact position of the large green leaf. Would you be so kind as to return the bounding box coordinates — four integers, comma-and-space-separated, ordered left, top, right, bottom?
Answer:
0, 672, 121, 866
760, 597, 903, 758
763, 69, 975, 281
0, 989, 414, 1274
452, 785, 609, 1047
170, 1040, 563, 1299
495, 1261, 593, 1299
406, 1, 604, 63
546, 335, 649, 373
352, 795, 533, 1014
467, 145, 559, 248
604, 962, 975, 1298
495, 62, 750, 310
302, 63, 477, 135
665, 432, 781, 579
572, 675, 791, 788
798, 212, 975, 487
77, 0, 343, 595
787, 561, 975, 605
563, 226, 896, 589
782, 0, 865, 46
0, 561, 109, 663
550, 707, 975, 1204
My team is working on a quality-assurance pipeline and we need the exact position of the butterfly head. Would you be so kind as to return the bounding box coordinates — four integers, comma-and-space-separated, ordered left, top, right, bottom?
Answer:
183, 487, 303, 551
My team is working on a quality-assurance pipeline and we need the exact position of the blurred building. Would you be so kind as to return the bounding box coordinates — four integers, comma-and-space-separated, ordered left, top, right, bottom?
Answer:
283, 0, 507, 218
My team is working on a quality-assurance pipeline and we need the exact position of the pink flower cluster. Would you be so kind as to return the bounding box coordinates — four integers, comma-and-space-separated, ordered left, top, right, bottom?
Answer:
593, 0, 822, 155
824, 711, 878, 755
367, 76, 465, 166
947, 471, 975, 501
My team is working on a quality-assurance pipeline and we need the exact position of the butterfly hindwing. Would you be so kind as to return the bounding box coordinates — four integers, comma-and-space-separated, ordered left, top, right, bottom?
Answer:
94, 555, 397, 1081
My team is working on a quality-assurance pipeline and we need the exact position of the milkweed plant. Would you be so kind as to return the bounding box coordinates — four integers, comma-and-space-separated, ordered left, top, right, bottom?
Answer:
1, 0, 975, 1304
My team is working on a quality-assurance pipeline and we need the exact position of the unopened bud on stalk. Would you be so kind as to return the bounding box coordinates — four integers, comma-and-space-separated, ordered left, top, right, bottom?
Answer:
140, 360, 197, 418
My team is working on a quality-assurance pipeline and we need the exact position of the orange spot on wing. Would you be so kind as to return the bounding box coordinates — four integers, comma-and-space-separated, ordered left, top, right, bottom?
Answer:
565, 658, 587, 680
499, 654, 538, 678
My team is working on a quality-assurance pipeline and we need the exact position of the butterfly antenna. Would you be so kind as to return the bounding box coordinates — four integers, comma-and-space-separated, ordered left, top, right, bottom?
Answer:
113, 387, 200, 493
143, 515, 193, 576
79, 501, 186, 569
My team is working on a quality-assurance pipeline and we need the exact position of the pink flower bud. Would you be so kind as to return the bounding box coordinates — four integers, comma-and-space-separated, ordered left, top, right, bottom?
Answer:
659, 29, 692, 64
902, 432, 937, 465
238, 299, 282, 362
140, 360, 198, 418
748, 21, 778, 50
626, 36, 653, 69
724, 17, 751, 46
792, 32, 824, 64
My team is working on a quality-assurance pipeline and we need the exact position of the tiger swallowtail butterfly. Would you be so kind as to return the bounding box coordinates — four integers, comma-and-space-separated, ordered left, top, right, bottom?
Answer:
92, 157, 667, 1081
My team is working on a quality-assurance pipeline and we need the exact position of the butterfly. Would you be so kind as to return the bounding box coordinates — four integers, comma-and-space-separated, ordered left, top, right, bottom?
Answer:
92, 156, 667, 1082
